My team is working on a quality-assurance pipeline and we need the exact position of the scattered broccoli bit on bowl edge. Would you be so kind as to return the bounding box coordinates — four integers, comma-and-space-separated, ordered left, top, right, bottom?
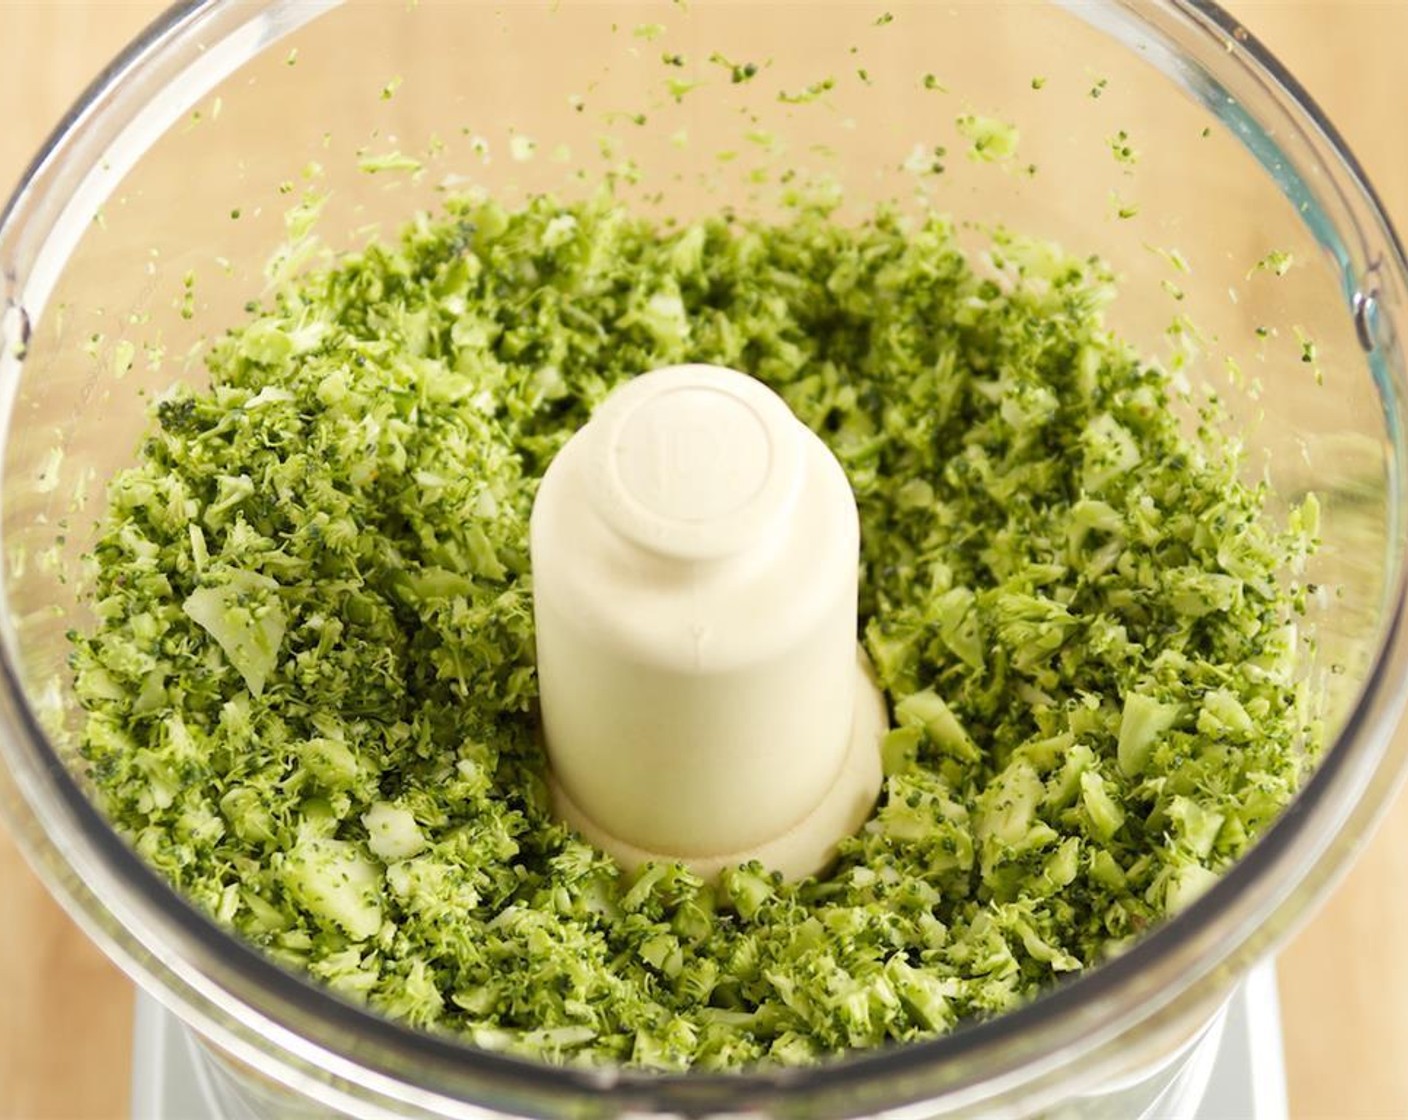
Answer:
72, 192, 1320, 1070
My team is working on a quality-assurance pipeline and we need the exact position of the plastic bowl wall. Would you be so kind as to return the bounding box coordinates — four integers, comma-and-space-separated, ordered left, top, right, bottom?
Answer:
1, 2, 1407, 1118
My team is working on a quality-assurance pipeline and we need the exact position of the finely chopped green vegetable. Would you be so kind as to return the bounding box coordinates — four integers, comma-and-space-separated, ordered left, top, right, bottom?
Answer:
72, 192, 1320, 1069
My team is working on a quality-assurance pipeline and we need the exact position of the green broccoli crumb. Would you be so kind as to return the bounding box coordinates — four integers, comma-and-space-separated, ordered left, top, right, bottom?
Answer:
1109, 129, 1138, 166
1249, 250, 1295, 279
956, 114, 1019, 163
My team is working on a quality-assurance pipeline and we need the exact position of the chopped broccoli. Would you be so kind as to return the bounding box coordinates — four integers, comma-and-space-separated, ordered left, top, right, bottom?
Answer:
73, 191, 1320, 1069
956, 113, 1020, 162
180, 571, 286, 696
282, 835, 384, 942
1117, 692, 1180, 777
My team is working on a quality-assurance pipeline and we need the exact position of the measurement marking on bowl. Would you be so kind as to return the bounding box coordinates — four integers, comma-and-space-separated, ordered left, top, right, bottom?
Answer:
1353, 284, 1380, 353
1, 300, 31, 360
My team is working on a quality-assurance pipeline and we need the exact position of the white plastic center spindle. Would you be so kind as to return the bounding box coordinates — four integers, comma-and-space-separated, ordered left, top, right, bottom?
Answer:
531, 364, 885, 880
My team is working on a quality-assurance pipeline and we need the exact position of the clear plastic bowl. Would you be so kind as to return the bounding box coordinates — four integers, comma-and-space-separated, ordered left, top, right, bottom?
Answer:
2, 2, 1407, 1117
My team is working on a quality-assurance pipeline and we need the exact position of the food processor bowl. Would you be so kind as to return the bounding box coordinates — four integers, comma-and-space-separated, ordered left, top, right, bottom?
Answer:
2, 2, 1407, 1117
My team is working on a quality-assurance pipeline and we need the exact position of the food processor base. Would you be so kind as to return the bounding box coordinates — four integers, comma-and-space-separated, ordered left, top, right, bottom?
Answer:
1195, 963, 1289, 1120
128, 962, 1288, 1120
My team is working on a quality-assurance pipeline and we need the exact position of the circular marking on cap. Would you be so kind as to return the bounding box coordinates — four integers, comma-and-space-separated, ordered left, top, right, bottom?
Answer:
613, 385, 772, 523
590, 364, 804, 560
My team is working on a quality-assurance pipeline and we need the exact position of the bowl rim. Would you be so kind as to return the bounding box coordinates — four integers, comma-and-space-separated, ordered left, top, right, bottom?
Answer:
3, 1, 1408, 1116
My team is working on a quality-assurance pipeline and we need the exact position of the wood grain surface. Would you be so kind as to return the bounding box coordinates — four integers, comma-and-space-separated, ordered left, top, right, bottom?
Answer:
2, 3, 1408, 1118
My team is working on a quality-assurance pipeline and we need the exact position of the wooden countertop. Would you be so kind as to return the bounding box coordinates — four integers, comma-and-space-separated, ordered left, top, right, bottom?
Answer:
2, 3, 1407, 1117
